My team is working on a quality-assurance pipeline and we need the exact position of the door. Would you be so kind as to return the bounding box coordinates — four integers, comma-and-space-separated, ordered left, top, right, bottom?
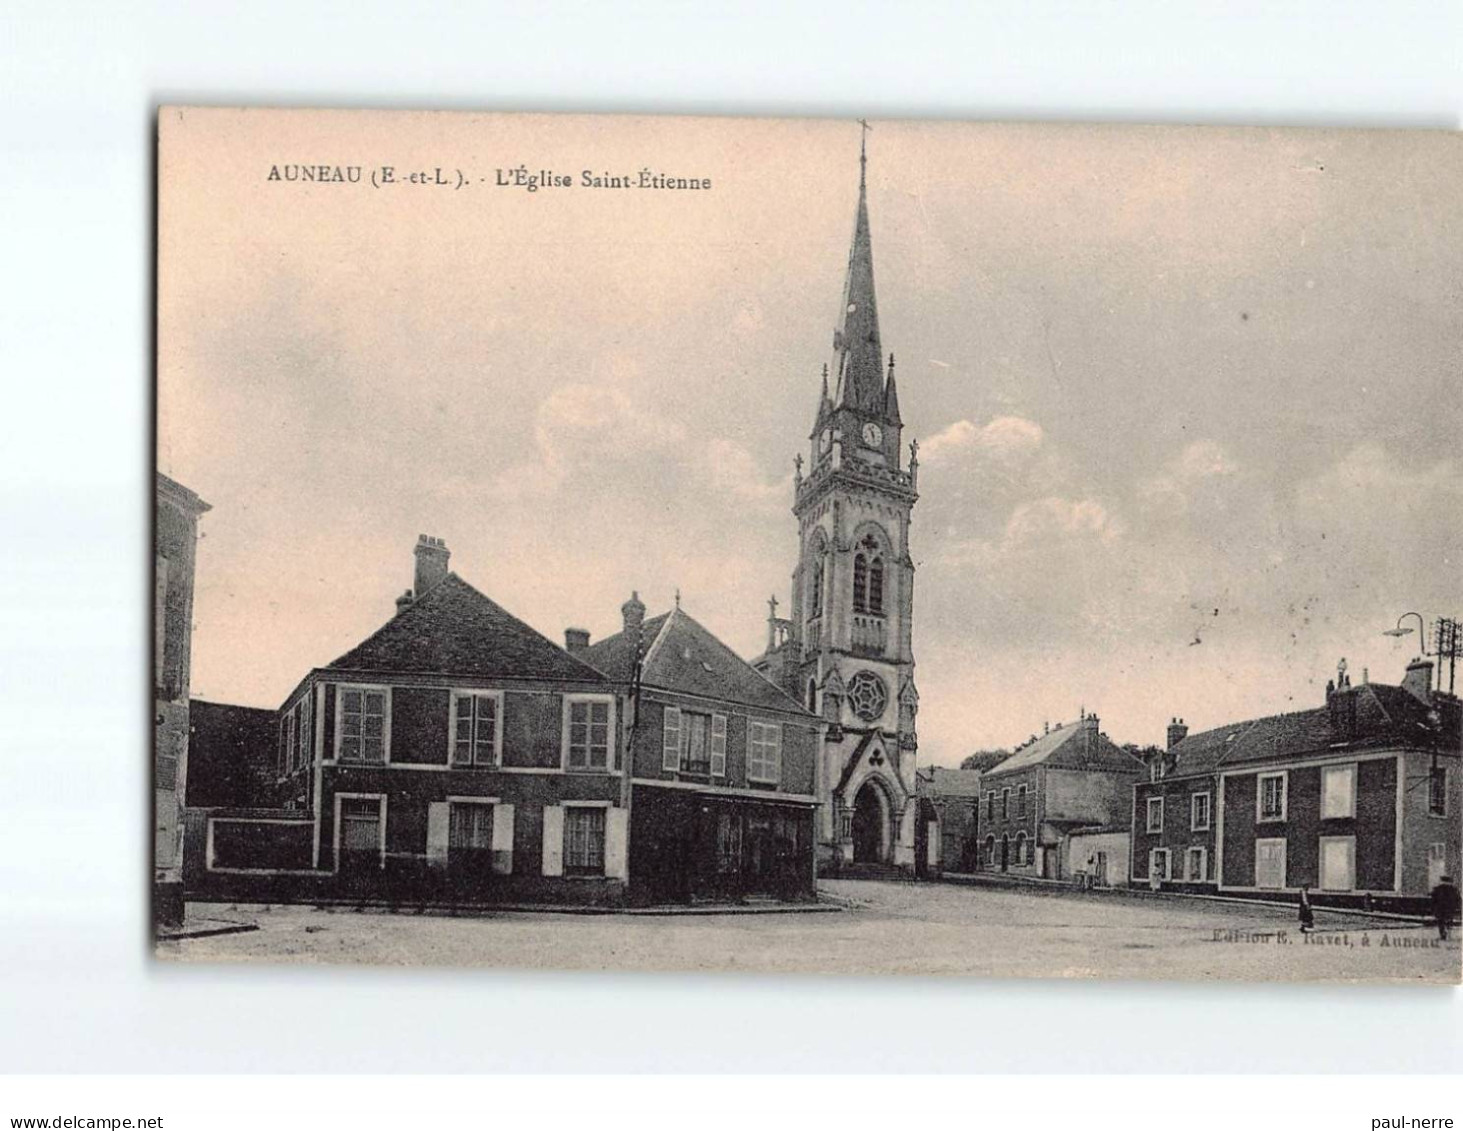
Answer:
1000, 834, 1009, 871
1255, 838, 1286, 889
338, 796, 383, 889
1095, 851, 1108, 887
1319, 836, 1356, 892
852, 783, 884, 864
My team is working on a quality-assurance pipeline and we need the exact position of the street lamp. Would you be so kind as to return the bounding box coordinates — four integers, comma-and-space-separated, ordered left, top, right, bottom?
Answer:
1383, 612, 1433, 690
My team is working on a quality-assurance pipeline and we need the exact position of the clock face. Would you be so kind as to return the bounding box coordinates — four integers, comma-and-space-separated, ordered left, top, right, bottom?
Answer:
861, 422, 883, 448
819, 428, 833, 455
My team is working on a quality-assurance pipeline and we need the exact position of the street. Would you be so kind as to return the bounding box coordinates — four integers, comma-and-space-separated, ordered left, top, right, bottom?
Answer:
158, 879, 1461, 984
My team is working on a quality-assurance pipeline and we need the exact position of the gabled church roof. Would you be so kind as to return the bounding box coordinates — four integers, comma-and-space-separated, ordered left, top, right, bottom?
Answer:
325, 573, 611, 684
584, 607, 815, 717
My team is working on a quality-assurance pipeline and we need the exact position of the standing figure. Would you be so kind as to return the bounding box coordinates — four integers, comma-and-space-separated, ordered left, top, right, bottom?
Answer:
1431, 875, 1460, 942
1297, 884, 1315, 934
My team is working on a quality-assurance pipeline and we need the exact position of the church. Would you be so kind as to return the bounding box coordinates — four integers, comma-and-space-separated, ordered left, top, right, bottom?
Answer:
754, 135, 923, 874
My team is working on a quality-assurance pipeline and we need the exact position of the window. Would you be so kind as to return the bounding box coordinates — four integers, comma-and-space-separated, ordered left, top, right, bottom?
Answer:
1185, 846, 1207, 882
1016, 785, 1028, 818
868, 556, 884, 615
298, 695, 313, 772
277, 715, 289, 778
1255, 837, 1286, 889
565, 696, 613, 771
1149, 848, 1171, 881
338, 686, 388, 763
984, 836, 995, 866
1146, 796, 1163, 833
284, 708, 297, 774
716, 812, 742, 874
337, 795, 384, 868
451, 691, 502, 766
1319, 835, 1356, 891
563, 806, 606, 876
985, 792, 994, 820
1257, 772, 1286, 822
1001, 789, 1009, 819
448, 802, 494, 855
852, 536, 885, 616
747, 720, 782, 784
662, 708, 727, 776
1321, 764, 1355, 820
1190, 791, 1211, 832
1429, 766, 1449, 817
1015, 832, 1028, 866
807, 558, 823, 618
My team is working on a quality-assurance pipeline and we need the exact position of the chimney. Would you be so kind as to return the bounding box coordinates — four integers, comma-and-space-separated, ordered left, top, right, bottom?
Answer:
1082, 712, 1099, 733
1402, 658, 1435, 705
395, 590, 415, 613
413, 535, 450, 596
621, 591, 646, 637
564, 627, 590, 654
1167, 717, 1189, 750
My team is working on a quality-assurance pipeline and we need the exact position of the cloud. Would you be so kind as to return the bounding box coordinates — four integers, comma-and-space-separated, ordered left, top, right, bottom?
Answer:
1004, 496, 1122, 546
922, 415, 1044, 464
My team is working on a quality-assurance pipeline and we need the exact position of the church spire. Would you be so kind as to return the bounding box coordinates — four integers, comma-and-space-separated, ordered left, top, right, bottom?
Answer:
831, 123, 884, 416
883, 353, 902, 426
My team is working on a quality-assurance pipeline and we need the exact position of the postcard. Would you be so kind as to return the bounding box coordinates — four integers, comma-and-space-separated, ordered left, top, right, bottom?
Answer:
155, 108, 1461, 982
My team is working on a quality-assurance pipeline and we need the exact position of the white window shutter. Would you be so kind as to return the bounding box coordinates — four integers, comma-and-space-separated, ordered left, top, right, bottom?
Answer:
772, 724, 782, 780
662, 706, 681, 771
710, 714, 727, 777
541, 805, 564, 876
605, 807, 629, 880
426, 802, 450, 867
492, 803, 515, 875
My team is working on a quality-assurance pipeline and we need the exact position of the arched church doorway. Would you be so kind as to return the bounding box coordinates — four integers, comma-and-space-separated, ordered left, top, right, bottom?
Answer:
851, 781, 887, 864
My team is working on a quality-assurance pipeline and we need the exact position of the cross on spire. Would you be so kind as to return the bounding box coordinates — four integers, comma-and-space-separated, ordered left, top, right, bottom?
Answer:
857, 118, 871, 185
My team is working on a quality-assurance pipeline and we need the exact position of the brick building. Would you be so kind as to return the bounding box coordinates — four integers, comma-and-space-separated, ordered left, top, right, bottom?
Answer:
1131, 659, 1461, 909
915, 767, 984, 876
977, 713, 1144, 879
196, 536, 631, 904
581, 598, 822, 903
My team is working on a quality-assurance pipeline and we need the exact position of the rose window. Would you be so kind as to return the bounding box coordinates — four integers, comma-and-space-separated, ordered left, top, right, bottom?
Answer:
847, 670, 888, 722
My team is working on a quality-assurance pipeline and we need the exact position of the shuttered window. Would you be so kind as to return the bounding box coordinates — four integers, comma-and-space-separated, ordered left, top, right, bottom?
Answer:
564, 807, 606, 875
448, 803, 494, 850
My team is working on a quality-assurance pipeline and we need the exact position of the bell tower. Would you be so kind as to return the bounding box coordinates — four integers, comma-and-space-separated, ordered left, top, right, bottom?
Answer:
763, 128, 921, 871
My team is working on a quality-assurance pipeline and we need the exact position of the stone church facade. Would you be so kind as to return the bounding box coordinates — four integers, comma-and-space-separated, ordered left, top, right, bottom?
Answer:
754, 140, 921, 872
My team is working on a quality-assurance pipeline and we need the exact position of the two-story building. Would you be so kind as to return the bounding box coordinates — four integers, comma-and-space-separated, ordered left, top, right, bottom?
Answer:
1131, 660, 1461, 910
581, 598, 822, 903
978, 713, 1144, 879
251, 535, 631, 904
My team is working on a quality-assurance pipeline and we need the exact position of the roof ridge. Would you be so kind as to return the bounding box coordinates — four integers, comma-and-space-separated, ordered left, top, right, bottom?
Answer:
651, 607, 815, 717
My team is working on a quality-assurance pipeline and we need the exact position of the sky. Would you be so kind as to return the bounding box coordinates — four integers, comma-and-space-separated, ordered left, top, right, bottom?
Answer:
158, 109, 1463, 765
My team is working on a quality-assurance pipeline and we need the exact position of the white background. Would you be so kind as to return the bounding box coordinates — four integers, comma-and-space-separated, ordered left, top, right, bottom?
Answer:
2, 0, 1460, 1076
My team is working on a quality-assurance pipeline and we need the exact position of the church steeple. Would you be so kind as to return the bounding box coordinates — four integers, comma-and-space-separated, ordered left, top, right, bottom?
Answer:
831, 126, 885, 417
